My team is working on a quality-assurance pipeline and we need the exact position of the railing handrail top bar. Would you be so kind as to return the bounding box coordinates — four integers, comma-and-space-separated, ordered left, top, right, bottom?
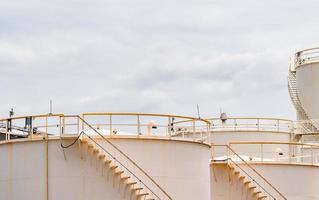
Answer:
228, 141, 319, 147
82, 112, 211, 124
0, 113, 65, 122
296, 47, 319, 54
0, 112, 211, 125
207, 117, 293, 122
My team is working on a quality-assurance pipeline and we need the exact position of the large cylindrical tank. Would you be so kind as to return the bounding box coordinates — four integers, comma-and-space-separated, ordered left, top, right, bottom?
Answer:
0, 136, 211, 200
295, 48, 319, 121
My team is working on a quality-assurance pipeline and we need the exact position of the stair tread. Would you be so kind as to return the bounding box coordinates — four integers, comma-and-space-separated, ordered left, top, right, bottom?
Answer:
127, 182, 137, 185
136, 193, 149, 197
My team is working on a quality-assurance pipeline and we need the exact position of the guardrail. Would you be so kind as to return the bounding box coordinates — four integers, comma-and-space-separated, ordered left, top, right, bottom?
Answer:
0, 113, 211, 142
294, 47, 319, 67
81, 112, 211, 140
62, 115, 173, 200
228, 141, 319, 166
212, 145, 287, 200
0, 114, 65, 140
208, 117, 293, 133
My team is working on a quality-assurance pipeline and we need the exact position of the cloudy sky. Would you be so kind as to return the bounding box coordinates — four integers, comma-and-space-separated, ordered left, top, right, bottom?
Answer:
0, 0, 318, 119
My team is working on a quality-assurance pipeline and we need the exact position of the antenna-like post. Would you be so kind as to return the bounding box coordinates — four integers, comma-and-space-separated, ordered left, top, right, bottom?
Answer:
9, 108, 14, 118
49, 100, 52, 115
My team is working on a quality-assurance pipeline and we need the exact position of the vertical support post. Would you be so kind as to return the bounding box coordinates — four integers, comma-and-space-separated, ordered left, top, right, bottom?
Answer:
277, 119, 280, 132
261, 144, 263, 162
46, 116, 48, 136
208, 124, 211, 144
81, 114, 85, 133
289, 144, 292, 164
137, 115, 141, 135
62, 116, 65, 135
168, 116, 171, 137
109, 115, 112, 136
45, 137, 49, 200
77, 117, 79, 135
257, 118, 260, 131
192, 120, 195, 141
45, 116, 49, 200
59, 116, 62, 137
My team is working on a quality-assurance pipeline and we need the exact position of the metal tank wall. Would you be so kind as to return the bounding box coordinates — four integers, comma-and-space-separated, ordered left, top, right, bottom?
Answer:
100, 137, 212, 200
0, 139, 133, 200
243, 164, 319, 200
210, 163, 319, 200
210, 131, 291, 145
0, 137, 211, 200
296, 62, 319, 120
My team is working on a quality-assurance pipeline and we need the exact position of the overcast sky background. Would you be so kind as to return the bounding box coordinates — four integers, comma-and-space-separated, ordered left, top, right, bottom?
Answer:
0, 0, 318, 119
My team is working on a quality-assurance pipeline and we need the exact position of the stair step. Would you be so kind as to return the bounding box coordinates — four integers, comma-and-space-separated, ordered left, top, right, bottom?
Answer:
98, 154, 105, 159
110, 165, 118, 170
239, 176, 245, 180
257, 196, 267, 199
93, 149, 99, 154
80, 139, 88, 143
104, 159, 112, 165
136, 193, 149, 197
121, 176, 131, 181
248, 186, 256, 190
127, 182, 137, 186
244, 181, 251, 185
234, 171, 240, 175
228, 165, 234, 170
115, 170, 124, 175
253, 191, 262, 195
88, 144, 94, 148
132, 187, 143, 191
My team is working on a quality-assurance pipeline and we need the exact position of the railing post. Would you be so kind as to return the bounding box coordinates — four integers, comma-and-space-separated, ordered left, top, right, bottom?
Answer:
192, 120, 195, 141
77, 117, 79, 134
289, 144, 292, 164
109, 115, 112, 136
137, 115, 141, 135
208, 124, 211, 144
257, 118, 260, 131
261, 144, 263, 162
168, 116, 171, 137
45, 116, 48, 136
277, 119, 280, 132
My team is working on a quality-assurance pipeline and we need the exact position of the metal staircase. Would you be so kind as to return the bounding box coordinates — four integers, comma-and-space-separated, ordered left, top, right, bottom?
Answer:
64, 115, 173, 200
227, 164, 267, 200
211, 145, 287, 200
288, 62, 319, 134
80, 138, 155, 200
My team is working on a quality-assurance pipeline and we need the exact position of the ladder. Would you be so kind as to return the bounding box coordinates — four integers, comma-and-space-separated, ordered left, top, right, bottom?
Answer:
288, 67, 318, 133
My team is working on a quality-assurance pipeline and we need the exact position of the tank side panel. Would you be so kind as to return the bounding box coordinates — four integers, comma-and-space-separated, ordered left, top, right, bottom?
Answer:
0, 140, 135, 200
211, 131, 291, 144
102, 139, 211, 200
0, 141, 45, 200
243, 164, 319, 200
296, 63, 319, 120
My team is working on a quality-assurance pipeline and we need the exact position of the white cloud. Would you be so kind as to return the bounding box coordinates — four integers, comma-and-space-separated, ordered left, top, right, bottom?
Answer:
1, 0, 318, 119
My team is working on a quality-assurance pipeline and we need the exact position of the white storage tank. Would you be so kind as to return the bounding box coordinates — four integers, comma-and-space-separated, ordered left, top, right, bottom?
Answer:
292, 48, 319, 124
